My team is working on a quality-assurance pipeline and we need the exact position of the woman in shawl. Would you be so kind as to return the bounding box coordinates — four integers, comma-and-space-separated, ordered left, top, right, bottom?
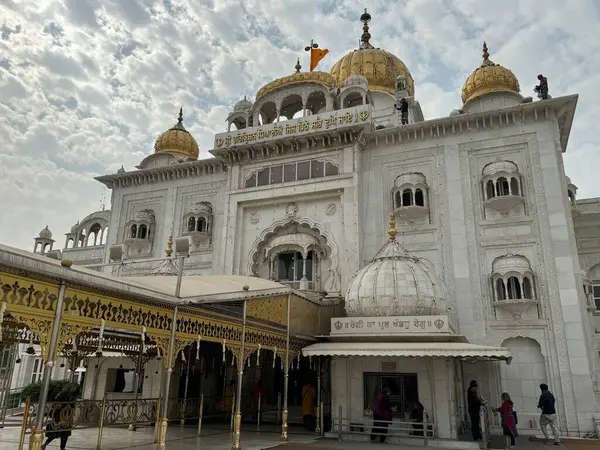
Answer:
42, 383, 80, 450
495, 392, 518, 449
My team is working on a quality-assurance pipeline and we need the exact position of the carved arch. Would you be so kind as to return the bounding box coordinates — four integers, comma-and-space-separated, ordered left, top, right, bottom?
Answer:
497, 332, 548, 359
580, 257, 600, 274
245, 216, 340, 284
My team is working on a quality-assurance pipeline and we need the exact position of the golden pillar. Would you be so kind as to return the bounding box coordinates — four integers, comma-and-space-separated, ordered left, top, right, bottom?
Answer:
29, 281, 67, 450
232, 299, 248, 450
281, 294, 291, 441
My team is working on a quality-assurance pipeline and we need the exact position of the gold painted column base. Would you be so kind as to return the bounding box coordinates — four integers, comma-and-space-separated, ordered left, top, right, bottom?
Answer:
28, 429, 44, 450
157, 417, 168, 450
231, 412, 242, 450
281, 408, 289, 441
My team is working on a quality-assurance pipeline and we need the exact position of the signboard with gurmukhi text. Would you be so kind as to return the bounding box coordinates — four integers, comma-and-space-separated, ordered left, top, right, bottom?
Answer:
330, 315, 450, 335
214, 105, 371, 149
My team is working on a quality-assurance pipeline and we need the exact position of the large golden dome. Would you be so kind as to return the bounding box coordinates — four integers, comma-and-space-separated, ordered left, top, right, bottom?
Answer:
461, 43, 520, 104
330, 9, 414, 96
154, 108, 199, 159
256, 59, 337, 100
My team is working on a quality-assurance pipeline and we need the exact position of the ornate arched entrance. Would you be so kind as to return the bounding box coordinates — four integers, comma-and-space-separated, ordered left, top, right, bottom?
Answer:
246, 217, 340, 296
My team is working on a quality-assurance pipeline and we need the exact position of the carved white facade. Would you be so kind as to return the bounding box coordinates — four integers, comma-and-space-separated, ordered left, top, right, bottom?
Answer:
29, 15, 600, 440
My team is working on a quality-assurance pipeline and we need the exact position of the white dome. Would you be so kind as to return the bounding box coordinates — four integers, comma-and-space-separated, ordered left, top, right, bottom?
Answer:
38, 225, 52, 239
234, 98, 253, 112
345, 216, 447, 317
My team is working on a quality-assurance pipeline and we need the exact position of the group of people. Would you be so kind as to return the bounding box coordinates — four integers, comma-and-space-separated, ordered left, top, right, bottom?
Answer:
468, 380, 561, 449
368, 387, 428, 444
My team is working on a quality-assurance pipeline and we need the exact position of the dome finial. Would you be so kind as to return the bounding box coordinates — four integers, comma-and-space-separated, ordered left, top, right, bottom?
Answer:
359, 8, 373, 49
295, 58, 302, 73
481, 41, 494, 67
388, 213, 397, 241
178, 107, 183, 124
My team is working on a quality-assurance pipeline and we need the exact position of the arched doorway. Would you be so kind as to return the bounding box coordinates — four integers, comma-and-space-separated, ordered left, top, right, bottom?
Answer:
247, 219, 339, 294
500, 337, 547, 425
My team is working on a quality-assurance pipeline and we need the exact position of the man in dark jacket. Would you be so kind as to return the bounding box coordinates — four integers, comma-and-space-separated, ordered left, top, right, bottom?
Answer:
536, 74, 549, 100
467, 380, 486, 441
538, 383, 560, 444
396, 98, 409, 125
370, 387, 392, 443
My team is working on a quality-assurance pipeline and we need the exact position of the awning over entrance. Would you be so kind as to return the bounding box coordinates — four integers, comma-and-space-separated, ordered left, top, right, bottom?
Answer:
302, 341, 512, 363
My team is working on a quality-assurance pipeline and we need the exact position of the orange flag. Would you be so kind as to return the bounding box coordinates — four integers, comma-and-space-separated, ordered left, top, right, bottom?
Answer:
310, 48, 329, 71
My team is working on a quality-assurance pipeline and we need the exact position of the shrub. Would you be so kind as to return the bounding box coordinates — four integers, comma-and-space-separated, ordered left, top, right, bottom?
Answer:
21, 380, 71, 402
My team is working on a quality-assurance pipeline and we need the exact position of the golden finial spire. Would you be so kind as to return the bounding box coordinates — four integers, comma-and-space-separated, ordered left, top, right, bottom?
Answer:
482, 42, 489, 61
295, 58, 301, 73
359, 8, 373, 49
388, 213, 397, 241
480, 41, 495, 67
165, 234, 173, 257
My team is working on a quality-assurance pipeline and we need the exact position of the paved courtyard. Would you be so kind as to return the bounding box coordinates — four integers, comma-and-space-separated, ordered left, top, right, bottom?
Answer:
0, 424, 319, 450
0, 423, 596, 450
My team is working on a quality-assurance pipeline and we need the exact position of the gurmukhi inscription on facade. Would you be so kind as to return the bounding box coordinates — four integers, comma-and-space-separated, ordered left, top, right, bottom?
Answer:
330, 315, 450, 335
214, 105, 371, 149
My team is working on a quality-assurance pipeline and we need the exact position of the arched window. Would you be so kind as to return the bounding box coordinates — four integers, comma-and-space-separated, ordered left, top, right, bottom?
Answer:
35, 242, 42, 253
197, 217, 207, 232
394, 191, 401, 209
402, 189, 413, 206
43, 243, 50, 253
415, 189, 424, 207
510, 177, 520, 196
506, 276, 522, 300
67, 238, 74, 249
78, 229, 87, 248
130, 224, 137, 239
496, 177, 510, 196
188, 217, 196, 232
138, 224, 147, 239
495, 278, 506, 301
486, 180, 495, 200
101, 227, 108, 245
522, 277, 533, 299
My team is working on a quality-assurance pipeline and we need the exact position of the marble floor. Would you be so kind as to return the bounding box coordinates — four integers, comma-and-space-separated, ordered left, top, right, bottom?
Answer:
0, 423, 319, 449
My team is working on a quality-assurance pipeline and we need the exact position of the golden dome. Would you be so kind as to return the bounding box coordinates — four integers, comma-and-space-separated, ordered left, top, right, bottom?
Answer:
154, 108, 199, 159
461, 43, 520, 104
330, 9, 415, 96
256, 59, 337, 100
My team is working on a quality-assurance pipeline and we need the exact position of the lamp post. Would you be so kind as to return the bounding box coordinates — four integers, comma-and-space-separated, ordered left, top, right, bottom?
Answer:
157, 248, 186, 450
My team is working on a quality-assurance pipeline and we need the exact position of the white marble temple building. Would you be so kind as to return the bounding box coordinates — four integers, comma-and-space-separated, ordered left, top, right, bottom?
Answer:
23, 10, 600, 440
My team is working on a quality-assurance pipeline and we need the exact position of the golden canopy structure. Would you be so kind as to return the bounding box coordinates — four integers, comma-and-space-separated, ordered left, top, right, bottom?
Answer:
461, 42, 521, 104
154, 107, 199, 159
330, 9, 415, 96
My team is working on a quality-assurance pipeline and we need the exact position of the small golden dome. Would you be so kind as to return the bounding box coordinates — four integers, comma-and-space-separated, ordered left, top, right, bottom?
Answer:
330, 9, 415, 96
154, 108, 199, 159
256, 62, 337, 101
461, 42, 520, 104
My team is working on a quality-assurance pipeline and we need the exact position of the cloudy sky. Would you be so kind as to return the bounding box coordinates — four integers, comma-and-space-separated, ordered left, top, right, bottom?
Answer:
1, 0, 599, 252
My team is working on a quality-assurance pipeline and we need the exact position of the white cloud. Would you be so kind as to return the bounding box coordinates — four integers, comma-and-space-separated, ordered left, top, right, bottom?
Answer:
1, 0, 599, 251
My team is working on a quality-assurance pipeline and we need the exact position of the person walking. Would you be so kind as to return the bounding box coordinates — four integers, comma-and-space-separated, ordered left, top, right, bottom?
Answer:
41, 382, 80, 450
467, 380, 486, 442
495, 392, 518, 449
538, 384, 560, 445
370, 387, 392, 443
